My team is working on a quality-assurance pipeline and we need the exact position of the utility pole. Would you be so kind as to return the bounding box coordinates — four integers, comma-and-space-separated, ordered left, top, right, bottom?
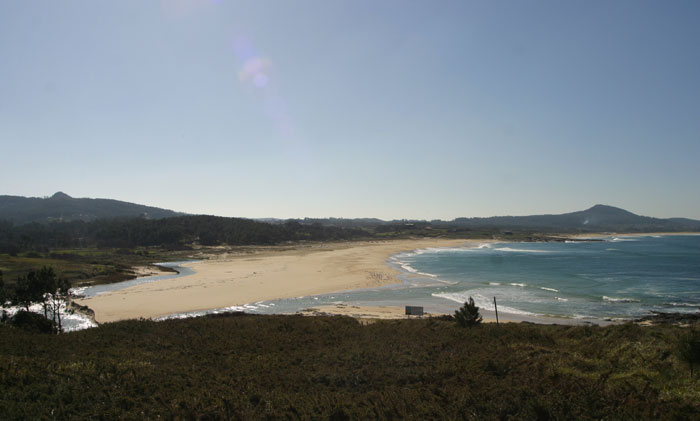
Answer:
494, 296, 499, 325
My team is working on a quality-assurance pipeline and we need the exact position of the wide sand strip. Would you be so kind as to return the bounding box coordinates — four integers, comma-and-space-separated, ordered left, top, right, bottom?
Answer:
301, 304, 502, 323
76, 239, 480, 323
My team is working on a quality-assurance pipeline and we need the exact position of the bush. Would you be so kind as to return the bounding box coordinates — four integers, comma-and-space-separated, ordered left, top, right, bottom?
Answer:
455, 296, 482, 327
10, 310, 54, 334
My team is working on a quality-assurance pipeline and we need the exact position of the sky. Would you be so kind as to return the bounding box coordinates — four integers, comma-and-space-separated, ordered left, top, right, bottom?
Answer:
1, 1, 699, 220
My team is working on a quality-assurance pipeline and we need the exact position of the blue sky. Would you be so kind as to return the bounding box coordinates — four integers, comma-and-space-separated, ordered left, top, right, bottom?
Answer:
1, 1, 699, 220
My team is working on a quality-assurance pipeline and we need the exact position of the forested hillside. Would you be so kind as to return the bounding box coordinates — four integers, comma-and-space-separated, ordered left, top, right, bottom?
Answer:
0, 192, 182, 224
0, 215, 369, 254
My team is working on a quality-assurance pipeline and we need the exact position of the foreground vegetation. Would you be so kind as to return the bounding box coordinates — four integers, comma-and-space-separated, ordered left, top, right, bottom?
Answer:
1, 314, 699, 419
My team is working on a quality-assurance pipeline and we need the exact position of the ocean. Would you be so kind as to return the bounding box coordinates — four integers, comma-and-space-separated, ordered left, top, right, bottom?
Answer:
396, 234, 700, 320
241, 234, 700, 322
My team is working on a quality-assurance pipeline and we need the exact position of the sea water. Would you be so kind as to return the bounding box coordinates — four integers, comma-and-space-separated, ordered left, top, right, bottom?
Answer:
249, 235, 700, 321
404, 235, 700, 319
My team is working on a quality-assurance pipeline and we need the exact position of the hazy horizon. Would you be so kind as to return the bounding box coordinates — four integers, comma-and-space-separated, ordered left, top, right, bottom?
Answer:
2, 1, 699, 220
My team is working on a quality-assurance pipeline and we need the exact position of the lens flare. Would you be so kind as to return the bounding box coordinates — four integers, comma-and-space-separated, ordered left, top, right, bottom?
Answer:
239, 57, 271, 86
232, 35, 306, 157
253, 73, 269, 88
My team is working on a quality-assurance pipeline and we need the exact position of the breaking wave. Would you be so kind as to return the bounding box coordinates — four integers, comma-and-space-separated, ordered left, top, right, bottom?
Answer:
494, 247, 550, 253
665, 301, 700, 308
432, 292, 537, 316
602, 296, 640, 303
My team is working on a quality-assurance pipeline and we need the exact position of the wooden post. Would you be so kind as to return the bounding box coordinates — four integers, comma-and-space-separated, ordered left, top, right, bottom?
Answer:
493, 296, 499, 325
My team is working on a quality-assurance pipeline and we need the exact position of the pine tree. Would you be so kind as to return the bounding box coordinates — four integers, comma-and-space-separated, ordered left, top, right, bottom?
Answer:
454, 296, 482, 327
13, 272, 42, 312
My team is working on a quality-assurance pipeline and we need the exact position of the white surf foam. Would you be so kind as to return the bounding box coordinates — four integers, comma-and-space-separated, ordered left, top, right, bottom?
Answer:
400, 263, 418, 273
609, 237, 638, 242
401, 243, 495, 256
665, 302, 700, 308
69, 286, 87, 298
417, 272, 438, 278
539, 287, 559, 293
156, 304, 255, 321
1, 301, 97, 332
432, 292, 537, 316
397, 263, 438, 278
602, 296, 640, 303
494, 247, 550, 253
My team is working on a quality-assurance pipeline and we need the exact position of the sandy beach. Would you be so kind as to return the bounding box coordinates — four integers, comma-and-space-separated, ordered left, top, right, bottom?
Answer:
75, 238, 481, 323
302, 304, 500, 323
298, 304, 597, 325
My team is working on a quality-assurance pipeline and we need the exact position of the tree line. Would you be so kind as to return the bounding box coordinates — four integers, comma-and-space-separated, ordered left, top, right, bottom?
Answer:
0, 215, 371, 253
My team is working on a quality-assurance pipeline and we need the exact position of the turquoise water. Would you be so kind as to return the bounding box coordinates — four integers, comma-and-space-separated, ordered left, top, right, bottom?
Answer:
243, 235, 700, 321
393, 235, 700, 319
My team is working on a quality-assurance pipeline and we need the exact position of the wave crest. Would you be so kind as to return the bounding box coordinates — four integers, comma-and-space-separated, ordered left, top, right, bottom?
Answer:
494, 247, 550, 253
603, 296, 640, 303
432, 292, 536, 316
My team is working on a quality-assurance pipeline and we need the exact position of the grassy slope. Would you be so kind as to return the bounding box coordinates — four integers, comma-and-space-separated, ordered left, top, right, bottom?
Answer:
0, 247, 194, 288
1, 314, 699, 419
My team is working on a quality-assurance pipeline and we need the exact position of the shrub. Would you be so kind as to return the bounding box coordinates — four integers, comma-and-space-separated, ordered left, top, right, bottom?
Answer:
455, 296, 482, 327
10, 310, 54, 334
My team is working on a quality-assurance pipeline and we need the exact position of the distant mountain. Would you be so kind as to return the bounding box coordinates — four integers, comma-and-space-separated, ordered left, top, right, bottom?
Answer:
285, 205, 700, 233
0, 192, 184, 225
445, 204, 700, 232
2, 194, 698, 233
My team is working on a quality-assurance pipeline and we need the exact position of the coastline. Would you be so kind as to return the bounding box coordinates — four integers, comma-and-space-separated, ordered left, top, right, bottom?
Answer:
74, 233, 698, 326
74, 238, 480, 323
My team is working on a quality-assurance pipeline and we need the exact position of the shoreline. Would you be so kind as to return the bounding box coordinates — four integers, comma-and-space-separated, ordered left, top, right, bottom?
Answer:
74, 233, 699, 326
300, 304, 617, 325
74, 238, 481, 323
